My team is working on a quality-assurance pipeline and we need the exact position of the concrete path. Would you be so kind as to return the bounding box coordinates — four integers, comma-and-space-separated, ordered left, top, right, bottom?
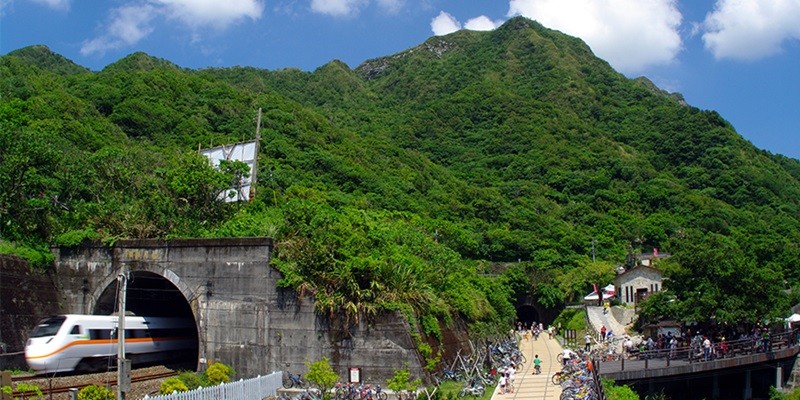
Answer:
490, 333, 563, 400
586, 306, 630, 352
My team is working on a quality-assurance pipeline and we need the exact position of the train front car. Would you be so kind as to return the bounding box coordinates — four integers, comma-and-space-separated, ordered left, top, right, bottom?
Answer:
25, 314, 197, 374
25, 315, 88, 374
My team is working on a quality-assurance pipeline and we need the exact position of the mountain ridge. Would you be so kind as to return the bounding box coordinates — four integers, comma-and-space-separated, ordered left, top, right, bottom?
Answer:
2, 16, 799, 330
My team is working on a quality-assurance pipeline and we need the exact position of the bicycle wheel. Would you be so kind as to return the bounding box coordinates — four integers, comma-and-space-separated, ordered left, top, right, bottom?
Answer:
378, 392, 388, 400
283, 373, 294, 389
551, 372, 562, 385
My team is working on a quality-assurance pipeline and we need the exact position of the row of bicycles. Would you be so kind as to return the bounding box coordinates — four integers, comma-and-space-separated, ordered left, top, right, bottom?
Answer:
279, 335, 523, 400
550, 351, 604, 400
280, 372, 416, 400
334, 382, 390, 400
430, 335, 523, 397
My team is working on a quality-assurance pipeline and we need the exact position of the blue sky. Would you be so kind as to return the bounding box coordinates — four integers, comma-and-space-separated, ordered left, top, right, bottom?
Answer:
1, 0, 799, 160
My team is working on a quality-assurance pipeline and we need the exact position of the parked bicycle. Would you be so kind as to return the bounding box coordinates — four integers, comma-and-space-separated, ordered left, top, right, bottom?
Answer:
458, 382, 485, 397
374, 385, 388, 400
283, 371, 307, 389
296, 388, 323, 400
396, 389, 418, 400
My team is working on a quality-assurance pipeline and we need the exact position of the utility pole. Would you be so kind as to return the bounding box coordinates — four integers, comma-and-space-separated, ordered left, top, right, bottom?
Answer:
250, 108, 262, 202
591, 238, 597, 263
117, 270, 130, 400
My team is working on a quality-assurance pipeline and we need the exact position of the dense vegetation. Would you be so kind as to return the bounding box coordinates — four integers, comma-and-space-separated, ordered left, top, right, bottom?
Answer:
2, 18, 800, 341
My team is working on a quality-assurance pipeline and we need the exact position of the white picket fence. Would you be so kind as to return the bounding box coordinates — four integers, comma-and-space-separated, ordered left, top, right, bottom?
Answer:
142, 371, 283, 400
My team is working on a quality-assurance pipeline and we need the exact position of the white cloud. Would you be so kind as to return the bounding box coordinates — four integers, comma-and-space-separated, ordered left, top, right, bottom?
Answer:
702, 0, 800, 61
155, 0, 263, 30
431, 12, 502, 36
79, 0, 263, 56
375, 0, 404, 14
80, 4, 156, 56
507, 0, 683, 74
310, 0, 367, 17
30, 0, 69, 10
308, 0, 404, 17
431, 10, 460, 36
464, 15, 502, 31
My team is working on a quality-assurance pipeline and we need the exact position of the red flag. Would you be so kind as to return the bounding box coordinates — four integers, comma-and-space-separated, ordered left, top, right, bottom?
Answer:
593, 283, 598, 294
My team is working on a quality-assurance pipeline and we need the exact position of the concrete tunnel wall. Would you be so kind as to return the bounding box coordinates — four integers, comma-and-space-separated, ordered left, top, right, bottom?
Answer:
51, 238, 449, 382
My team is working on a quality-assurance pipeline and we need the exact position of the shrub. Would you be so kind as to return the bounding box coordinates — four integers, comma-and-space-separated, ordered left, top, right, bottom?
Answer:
77, 384, 114, 400
2, 383, 43, 400
160, 377, 189, 394
602, 379, 639, 400
204, 362, 235, 386
177, 370, 203, 390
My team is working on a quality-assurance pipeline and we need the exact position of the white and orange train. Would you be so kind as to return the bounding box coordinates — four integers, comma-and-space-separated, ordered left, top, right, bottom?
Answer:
25, 314, 196, 374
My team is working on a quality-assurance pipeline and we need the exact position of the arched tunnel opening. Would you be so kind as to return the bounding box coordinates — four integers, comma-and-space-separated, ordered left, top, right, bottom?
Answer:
516, 305, 540, 329
95, 271, 199, 371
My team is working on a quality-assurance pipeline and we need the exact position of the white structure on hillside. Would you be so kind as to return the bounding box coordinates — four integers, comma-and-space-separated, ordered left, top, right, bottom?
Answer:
614, 265, 663, 306
584, 284, 616, 305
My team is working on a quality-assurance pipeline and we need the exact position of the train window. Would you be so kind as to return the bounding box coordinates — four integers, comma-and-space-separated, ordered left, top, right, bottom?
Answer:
69, 325, 80, 335
30, 316, 67, 338
89, 329, 113, 340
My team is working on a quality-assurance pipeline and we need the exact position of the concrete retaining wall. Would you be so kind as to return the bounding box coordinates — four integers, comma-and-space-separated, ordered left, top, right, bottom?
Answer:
47, 238, 454, 382
0, 255, 61, 370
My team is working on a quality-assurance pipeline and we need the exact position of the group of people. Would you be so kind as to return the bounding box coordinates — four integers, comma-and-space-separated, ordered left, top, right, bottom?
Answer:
519, 321, 557, 343
583, 325, 615, 352
496, 364, 516, 394
621, 327, 775, 361
620, 331, 682, 359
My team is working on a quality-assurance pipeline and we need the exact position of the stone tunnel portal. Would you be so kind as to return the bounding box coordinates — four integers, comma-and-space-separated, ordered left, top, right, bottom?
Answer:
94, 271, 199, 369
516, 305, 540, 328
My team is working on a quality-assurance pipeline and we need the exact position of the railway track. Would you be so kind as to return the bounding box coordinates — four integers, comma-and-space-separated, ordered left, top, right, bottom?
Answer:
10, 368, 178, 399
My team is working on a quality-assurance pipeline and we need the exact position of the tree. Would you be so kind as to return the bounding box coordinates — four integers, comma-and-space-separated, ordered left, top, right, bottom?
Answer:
556, 259, 616, 303
664, 230, 788, 324
386, 365, 422, 393
305, 357, 339, 400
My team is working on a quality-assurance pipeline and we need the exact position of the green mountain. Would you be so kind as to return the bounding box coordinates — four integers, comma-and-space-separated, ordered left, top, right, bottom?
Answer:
2, 16, 799, 332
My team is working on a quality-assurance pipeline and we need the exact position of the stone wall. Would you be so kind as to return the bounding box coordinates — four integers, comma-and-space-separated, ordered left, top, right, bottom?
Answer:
50, 238, 457, 382
0, 255, 60, 369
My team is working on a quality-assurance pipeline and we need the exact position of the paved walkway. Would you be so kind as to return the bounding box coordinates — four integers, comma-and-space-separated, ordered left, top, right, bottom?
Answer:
490, 333, 563, 400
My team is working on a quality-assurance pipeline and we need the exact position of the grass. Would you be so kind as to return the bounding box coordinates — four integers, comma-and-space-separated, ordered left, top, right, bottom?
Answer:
430, 380, 494, 400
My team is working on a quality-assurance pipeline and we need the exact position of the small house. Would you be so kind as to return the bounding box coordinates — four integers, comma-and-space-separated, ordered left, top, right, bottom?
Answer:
614, 264, 663, 306
641, 320, 681, 338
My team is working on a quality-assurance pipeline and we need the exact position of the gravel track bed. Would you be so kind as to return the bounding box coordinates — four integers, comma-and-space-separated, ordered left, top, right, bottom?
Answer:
13, 365, 175, 399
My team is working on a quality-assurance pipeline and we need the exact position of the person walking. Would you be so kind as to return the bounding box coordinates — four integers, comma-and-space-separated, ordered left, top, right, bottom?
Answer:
507, 367, 515, 393
703, 336, 712, 361
669, 335, 677, 359
585, 332, 592, 352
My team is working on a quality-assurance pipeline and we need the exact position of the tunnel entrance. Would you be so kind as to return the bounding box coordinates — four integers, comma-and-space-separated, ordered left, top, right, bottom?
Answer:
516, 305, 540, 329
94, 271, 199, 370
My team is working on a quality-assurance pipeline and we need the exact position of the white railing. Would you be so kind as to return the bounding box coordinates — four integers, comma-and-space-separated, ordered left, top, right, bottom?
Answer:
143, 371, 283, 400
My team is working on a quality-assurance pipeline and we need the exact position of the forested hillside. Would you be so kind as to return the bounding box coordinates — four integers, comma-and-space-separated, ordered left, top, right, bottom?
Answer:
2, 18, 800, 341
